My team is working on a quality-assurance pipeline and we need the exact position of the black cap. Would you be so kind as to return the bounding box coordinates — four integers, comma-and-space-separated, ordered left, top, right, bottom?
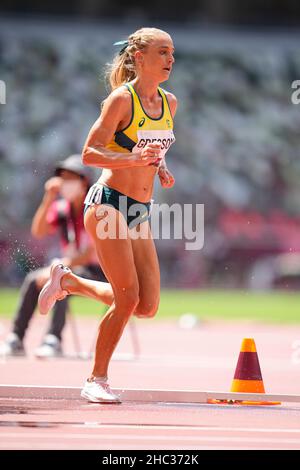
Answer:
54, 154, 94, 184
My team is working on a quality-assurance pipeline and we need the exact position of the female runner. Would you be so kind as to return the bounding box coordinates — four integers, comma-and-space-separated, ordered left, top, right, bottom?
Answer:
38, 27, 177, 403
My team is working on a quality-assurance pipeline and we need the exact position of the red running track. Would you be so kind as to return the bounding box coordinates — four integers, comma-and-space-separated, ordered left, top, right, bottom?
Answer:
0, 317, 300, 449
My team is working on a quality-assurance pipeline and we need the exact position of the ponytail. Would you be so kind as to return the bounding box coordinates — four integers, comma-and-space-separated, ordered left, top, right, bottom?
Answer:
106, 51, 136, 91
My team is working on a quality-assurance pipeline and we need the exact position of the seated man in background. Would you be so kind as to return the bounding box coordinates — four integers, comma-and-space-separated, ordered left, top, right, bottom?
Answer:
3, 154, 105, 358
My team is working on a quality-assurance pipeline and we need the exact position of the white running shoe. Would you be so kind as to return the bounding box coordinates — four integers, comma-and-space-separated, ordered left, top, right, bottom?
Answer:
38, 260, 71, 315
81, 378, 121, 404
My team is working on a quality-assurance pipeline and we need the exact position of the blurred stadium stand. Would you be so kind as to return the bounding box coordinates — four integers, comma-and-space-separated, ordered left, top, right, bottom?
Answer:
1, 7, 300, 289
1, 1, 300, 26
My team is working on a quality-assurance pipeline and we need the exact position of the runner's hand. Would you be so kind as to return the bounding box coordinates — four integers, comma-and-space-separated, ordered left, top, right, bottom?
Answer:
158, 167, 175, 188
133, 143, 162, 167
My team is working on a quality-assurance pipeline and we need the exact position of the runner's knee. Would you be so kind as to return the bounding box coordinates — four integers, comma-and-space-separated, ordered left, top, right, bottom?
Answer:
114, 285, 139, 317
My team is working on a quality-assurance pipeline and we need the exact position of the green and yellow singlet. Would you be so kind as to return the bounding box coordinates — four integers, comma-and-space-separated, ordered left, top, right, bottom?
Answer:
106, 83, 175, 157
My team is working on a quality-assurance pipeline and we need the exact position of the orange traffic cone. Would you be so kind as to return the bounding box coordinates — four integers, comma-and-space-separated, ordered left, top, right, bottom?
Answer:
209, 338, 280, 405
231, 338, 265, 394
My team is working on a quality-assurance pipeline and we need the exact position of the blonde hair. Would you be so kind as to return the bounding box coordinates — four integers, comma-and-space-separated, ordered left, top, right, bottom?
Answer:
106, 27, 170, 91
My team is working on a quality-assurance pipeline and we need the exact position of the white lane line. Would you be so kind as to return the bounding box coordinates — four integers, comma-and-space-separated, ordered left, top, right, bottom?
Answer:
2, 384, 300, 403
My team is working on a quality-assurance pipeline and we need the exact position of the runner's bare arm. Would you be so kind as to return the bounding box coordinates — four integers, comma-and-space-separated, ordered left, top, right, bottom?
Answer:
157, 92, 177, 187
159, 91, 177, 172
82, 90, 162, 169
166, 91, 178, 119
